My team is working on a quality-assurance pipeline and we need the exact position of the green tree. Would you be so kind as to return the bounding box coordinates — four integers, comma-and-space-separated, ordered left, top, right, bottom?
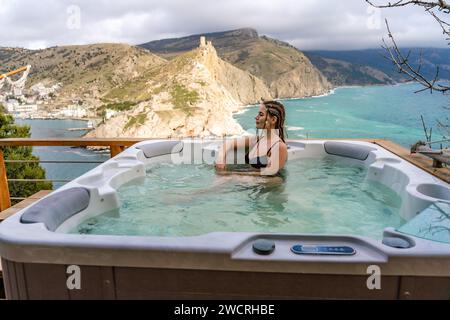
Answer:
0, 105, 52, 203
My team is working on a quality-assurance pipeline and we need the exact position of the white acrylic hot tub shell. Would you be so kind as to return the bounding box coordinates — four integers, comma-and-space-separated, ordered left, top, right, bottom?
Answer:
0, 139, 449, 278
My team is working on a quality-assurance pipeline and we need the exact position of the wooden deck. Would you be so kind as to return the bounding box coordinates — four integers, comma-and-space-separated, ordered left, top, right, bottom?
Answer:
372, 139, 449, 184
0, 190, 53, 223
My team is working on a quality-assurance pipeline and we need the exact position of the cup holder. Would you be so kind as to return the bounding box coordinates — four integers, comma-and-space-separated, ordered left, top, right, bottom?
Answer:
416, 184, 450, 201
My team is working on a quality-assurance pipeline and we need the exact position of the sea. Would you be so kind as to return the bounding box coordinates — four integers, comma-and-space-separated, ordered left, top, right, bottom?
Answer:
235, 83, 449, 148
14, 119, 110, 189
15, 83, 450, 190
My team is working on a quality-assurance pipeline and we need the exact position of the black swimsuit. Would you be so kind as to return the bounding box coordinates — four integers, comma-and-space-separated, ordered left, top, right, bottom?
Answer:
245, 141, 280, 169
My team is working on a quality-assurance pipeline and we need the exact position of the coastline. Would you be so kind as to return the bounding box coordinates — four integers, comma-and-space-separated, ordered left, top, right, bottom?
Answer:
14, 81, 420, 129
14, 116, 101, 123
278, 89, 335, 102
12, 82, 447, 151
273, 81, 411, 103
333, 80, 415, 91
247, 80, 411, 105
239, 88, 337, 111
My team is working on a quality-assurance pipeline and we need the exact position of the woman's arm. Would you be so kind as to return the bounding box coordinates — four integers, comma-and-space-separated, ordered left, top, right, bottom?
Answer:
260, 142, 288, 176
216, 169, 262, 176
218, 142, 287, 177
215, 136, 257, 170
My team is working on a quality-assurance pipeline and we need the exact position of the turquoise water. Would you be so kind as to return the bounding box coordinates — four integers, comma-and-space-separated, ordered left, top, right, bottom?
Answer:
398, 202, 450, 244
15, 119, 109, 189
74, 158, 404, 239
235, 83, 449, 148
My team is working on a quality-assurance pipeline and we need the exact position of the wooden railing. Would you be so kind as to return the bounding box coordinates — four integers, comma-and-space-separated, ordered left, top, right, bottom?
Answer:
0, 138, 146, 211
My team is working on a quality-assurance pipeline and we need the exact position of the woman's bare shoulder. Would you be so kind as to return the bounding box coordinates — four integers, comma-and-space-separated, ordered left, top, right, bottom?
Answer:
274, 139, 288, 150
276, 141, 288, 156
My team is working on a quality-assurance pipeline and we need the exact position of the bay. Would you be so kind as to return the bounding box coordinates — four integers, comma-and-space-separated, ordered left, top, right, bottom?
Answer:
14, 119, 109, 189
235, 83, 449, 148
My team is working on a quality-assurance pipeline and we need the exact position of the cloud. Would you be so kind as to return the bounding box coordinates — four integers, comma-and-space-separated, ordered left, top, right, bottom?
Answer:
0, 0, 447, 50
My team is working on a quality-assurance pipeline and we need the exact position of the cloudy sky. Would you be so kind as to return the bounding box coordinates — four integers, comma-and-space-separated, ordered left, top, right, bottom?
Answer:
0, 0, 447, 50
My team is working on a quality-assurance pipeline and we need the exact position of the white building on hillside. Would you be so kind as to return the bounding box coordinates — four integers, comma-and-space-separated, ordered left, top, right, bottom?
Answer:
30, 82, 62, 100
60, 105, 87, 118
5, 99, 20, 112
14, 104, 38, 113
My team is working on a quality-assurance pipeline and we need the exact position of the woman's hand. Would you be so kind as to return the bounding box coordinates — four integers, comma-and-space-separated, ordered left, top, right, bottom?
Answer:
215, 163, 227, 171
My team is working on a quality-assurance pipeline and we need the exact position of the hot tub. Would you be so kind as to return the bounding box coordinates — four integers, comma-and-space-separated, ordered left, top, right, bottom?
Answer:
0, 139, 449, 300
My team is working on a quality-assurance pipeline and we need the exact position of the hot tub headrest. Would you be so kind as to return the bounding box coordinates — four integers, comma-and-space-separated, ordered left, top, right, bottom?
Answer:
20, 188, 90, 231
137, 141, 183, 159
324, 142, 374, 161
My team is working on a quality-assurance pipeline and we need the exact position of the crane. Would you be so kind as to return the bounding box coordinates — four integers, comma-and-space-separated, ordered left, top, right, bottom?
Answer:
0, 66, 30, 80
0, 65, 31, 96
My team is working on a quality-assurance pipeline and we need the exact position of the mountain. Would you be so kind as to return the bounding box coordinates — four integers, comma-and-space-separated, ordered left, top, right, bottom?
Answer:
1, 40, 272, 138
0, 44, 166, 109
141, 28, 261, 58
304, 48, 450, 86
0, 47, 32, 64
142, 29, 450, 87
304, 54, 395, 86
140, 28, 331, 98
86, 38, 271, 138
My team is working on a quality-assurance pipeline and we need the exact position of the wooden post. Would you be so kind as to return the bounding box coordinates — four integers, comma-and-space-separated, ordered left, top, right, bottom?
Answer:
433, 159, 444, 169
0, 148, 11, 212
110, 145, 123, 158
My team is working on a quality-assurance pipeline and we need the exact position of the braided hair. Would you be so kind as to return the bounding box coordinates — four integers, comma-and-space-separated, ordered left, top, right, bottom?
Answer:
262, 100, 287, 143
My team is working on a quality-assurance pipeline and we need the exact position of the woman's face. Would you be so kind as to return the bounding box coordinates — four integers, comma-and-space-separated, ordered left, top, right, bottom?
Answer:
255, 104, 277, 129
255, 104, 268, 129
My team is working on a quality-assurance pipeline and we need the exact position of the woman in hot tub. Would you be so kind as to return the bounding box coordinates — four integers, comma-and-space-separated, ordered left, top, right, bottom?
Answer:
215, 100, 288, 177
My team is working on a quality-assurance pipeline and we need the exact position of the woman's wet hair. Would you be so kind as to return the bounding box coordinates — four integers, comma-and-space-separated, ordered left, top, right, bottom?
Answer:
262, 100, 287, 143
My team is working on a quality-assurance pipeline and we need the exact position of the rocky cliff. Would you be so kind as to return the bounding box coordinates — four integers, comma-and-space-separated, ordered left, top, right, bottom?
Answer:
220, 34, 331, 99
141, 28, 332, 98
87, 39, 271, 138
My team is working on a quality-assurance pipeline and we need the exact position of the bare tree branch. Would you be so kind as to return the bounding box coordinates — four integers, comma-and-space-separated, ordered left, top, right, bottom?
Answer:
366, 0, 450, 11
367, 1, 450, 42
428, 9, 450, 40
380, 19, 450, 93
368, 0, 450, 96
366, 0, 449, 159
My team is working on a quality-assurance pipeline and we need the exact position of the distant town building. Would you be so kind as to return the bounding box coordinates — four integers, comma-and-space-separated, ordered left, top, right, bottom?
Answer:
14, 104, 38, 113
30, 82, 62, 100
59, 104, 87, 118
5, 99, 20, 112
25, 96, 37, 104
